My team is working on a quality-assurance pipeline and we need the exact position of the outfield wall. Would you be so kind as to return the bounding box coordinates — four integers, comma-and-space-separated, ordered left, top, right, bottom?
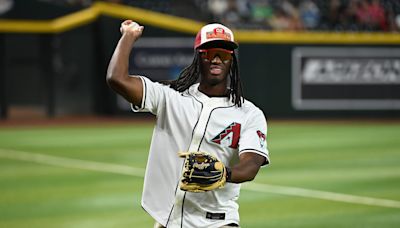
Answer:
240, 44, 400, 118
1, 2, 399, 118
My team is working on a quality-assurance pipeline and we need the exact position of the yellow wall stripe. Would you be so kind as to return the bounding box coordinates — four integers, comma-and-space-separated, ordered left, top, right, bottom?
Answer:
235, 30, 400, 44
0, 20, 53, 33
0, 2, 399, 44
0, 5, 98, 33
51, 6, 99, 33
96, 2, 203, 34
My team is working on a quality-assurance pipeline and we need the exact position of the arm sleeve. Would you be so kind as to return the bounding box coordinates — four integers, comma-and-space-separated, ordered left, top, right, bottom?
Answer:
130, 76, 172, 115
238, 108, 270, 166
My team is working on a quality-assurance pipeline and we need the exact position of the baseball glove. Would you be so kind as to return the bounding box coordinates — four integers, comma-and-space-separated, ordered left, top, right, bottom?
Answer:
179, 152, 227, 193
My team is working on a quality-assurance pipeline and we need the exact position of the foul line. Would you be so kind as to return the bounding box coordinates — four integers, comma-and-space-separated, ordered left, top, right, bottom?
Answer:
1, 148, 399, 209
0, 148, 144, 177
243, 182, 400, 209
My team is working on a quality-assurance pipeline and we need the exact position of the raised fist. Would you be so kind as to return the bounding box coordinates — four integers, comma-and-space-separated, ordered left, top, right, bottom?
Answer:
120, 20, 144, 41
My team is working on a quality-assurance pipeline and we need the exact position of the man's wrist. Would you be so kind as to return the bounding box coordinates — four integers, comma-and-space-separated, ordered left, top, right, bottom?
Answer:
121, 33, 138, 46
226, 167, 232, 182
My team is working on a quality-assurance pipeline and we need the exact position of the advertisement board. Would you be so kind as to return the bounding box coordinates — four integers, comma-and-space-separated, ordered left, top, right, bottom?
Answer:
292, 47, 400, 110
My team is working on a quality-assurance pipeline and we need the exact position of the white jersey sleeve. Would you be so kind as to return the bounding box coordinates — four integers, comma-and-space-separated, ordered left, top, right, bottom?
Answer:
238, 108, 270, 165
131, 76, 172, 115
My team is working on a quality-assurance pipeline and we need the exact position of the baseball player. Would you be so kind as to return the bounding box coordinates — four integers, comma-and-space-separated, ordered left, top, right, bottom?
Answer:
106, 20, 269, 228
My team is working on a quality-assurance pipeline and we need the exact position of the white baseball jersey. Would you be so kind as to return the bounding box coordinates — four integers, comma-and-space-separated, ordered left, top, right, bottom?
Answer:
132, 76, 269, 228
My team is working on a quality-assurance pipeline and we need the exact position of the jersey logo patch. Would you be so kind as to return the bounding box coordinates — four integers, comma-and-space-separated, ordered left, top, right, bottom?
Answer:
257, 130, 266, 148
212, 122, 241, 149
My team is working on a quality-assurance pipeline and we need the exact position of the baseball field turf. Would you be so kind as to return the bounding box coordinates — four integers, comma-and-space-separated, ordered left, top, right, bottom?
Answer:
0, 119, 399, 228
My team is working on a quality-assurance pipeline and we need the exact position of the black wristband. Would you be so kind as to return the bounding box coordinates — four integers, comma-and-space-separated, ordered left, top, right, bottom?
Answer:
226, 167, 232, 182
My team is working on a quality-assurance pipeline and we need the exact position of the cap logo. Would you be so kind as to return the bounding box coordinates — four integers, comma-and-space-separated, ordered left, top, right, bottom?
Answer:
206, 27, 231, 41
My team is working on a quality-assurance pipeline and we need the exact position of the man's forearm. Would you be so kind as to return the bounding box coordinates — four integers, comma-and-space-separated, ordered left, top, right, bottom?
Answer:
106, 34, 136, 85
229, 152, 265, 183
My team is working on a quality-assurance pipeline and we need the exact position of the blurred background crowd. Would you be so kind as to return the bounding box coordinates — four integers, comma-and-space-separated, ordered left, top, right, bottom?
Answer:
1, 0, 400, 32
204, 0, 400, 31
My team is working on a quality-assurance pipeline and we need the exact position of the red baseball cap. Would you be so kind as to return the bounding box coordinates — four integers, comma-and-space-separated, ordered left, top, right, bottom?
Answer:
194, 23, 238, 50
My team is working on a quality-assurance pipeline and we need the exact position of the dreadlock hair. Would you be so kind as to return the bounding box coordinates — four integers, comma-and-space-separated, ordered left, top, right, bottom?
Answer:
229, 53, 244, 107
163, 51, 244, 107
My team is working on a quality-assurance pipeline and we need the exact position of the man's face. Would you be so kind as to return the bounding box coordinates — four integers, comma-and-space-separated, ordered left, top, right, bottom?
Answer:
198, 48, 233, 86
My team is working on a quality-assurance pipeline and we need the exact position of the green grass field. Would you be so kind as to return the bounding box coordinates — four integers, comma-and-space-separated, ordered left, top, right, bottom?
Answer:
0, 120, 399, 228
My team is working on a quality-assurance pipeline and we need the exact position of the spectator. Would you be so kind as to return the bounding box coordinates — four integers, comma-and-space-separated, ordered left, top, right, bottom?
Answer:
250, 0, 274, 24
319, 0, 341, 29
396, 15, 400, 30
350, 0, 386, 31
354, 0, 370, 26
269, 7, 302, 30
222, 0, 241, 25
284, 0, 304, 29
208, 0, 228, 21
268, 7, 291, 30
281, 0, 299, 19
235, 0, 251, 22
367, 0, 387, 30
322, 0, 353, 30
0, 0, 13, 15
381, 0, 398, 31
299, 0, 320, 29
